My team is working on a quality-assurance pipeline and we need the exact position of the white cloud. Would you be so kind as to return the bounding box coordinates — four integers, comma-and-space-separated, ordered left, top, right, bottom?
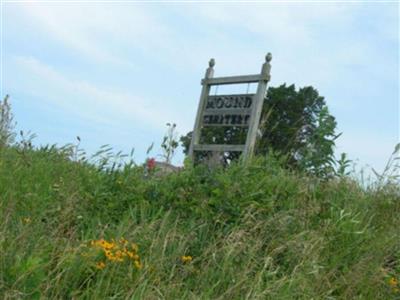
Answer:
12, 55, 183, 131
17, 3, 171, 66
168, 3, 394, 85
12, 3, 384, 81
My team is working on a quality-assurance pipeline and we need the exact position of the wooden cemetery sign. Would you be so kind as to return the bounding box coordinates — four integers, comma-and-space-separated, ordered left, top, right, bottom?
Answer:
189, 53, 272, 163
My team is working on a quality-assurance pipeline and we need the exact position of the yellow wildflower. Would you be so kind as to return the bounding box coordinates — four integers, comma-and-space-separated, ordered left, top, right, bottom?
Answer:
103, 240, 115, 250
181, 255, 193, 264
125, 250, 134, 259
105, 250, 113, 259
134, 260, 142, 270
95, 261, 106, 270
389, 277, 398, 287
22, 217, 31, 224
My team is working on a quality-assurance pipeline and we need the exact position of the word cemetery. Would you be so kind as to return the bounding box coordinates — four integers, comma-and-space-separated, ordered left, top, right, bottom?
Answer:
189, 53, 272, 163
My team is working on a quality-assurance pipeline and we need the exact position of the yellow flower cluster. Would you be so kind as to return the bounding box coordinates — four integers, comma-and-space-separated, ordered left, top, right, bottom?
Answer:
181, 255, 193, 264
90, 238, 142, 270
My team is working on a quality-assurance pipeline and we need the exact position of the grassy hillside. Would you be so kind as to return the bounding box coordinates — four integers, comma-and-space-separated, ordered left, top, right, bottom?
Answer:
0, 144, 399, 299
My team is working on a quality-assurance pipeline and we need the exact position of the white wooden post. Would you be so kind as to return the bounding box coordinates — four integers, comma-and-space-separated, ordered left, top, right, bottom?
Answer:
188, 58, 215, 161
243, 53, 272, 159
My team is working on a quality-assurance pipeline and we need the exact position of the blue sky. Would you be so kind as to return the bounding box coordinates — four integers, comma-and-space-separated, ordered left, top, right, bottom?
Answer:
2, 1, 399, 173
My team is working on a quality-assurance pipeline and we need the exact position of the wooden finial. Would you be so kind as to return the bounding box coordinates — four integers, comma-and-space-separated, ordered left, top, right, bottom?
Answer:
209, 58, 215, 68
203, 58, 215, 80
265, 53, 272, 63
260, 52, 272, 80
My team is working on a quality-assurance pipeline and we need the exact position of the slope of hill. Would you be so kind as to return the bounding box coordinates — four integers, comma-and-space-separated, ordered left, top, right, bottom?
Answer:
0, 145, 399, 299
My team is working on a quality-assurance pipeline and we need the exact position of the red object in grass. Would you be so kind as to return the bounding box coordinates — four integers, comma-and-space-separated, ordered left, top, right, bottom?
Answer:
147, 158, 156, 171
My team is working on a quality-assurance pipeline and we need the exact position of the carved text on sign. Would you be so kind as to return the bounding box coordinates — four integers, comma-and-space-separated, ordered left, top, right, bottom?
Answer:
202, 94, 254, 127
205, 94, 254, 110
203, 114, 250, 126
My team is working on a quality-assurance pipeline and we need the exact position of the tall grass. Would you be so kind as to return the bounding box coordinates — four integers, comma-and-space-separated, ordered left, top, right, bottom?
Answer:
0, 143, 399, 299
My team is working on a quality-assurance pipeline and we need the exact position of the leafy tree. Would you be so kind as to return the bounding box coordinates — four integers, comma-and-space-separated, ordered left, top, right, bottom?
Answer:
181, 84, 340, 176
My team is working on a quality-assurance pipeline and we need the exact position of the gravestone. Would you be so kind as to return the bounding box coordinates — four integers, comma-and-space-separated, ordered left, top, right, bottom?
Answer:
189, 53, 272, 164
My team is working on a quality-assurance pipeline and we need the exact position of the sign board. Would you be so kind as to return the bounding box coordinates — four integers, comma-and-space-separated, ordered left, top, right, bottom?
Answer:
189, 53, 272, 163
202, 94, 254, 127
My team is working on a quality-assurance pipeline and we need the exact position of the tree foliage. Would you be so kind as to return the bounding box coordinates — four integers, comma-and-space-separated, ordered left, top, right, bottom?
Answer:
181, 84, 339, 176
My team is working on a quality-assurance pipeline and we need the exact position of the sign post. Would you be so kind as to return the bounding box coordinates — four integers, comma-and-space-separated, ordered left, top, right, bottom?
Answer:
189, 53, 272, 164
